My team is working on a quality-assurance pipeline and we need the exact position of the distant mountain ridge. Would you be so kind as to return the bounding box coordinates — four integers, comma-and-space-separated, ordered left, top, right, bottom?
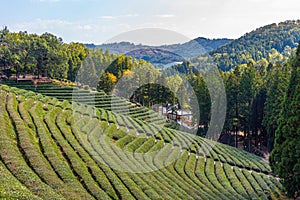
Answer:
86, 37, 233, 66
124, 47, 185, 65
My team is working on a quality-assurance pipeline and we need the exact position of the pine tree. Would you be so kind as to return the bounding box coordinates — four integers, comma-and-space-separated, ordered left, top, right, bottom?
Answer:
239, 63, 257, 151
263, 62, 290, 152
270, 43, 300, 198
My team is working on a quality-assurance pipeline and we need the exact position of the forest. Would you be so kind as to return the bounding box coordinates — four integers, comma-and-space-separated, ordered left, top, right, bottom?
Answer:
209, 20, 300, 71
0, 27, 88, 82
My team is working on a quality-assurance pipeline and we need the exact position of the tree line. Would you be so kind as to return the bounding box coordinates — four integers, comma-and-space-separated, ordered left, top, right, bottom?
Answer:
209, 20, 300, 71
0, 27, 88, 81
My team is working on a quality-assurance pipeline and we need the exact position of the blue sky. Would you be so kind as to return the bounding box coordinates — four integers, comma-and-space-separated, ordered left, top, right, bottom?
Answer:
2, 0, 300, 44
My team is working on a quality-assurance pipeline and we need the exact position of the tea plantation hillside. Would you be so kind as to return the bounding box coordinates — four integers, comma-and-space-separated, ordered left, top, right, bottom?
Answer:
0, 84, 285, 199
2, 80, 187, 132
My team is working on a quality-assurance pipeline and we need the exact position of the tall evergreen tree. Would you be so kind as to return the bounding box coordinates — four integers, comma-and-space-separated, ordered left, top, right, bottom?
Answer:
239, 63, 257, 151
270, 43, 300, 198
263, 62, 291, 152
224, 66, 242, 146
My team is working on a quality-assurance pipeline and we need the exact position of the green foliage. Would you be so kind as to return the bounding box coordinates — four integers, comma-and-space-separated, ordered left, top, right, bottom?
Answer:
66, 42, 89, 81
97, 71, 116, 93
0, 28, 88, 81
270, 42, 300, 198
210, 20, 300, 71
262, 62, 291, 152
0, 92, 65, 199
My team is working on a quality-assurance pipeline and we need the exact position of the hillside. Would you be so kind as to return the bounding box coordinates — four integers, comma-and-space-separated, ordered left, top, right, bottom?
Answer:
91, 37, 232, 65
171, 37, 233, 58
2, 80, 176, 130
0, 83, 284, 199
124, 48, 184, 65
209, 20, 300, 71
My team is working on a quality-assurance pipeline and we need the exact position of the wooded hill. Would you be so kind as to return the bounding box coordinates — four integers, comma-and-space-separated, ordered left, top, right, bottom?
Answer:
209, 20, 300, 71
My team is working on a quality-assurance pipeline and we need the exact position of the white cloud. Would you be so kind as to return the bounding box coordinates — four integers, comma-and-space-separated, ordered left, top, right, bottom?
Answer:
99, 14, 139, 20
12, 19, 73, 30
11, 19, 91, 41
99, 16, 117, 20
78, 25, 93, 30
124, 14, 139, 17
9, 18, 136, 44
156, 14, 175, 18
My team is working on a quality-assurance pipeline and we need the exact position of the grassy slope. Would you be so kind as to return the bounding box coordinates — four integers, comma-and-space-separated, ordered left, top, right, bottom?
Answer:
0, 84, 285, 199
